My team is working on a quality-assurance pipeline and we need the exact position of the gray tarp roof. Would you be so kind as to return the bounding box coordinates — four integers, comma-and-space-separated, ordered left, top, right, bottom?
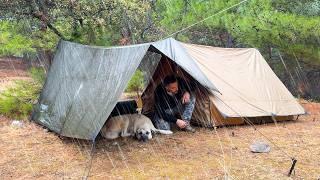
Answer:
32, 38, 218, 140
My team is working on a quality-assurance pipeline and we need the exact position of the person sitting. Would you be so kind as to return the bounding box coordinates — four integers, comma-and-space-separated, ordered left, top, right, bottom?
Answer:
152, 74, 196, 132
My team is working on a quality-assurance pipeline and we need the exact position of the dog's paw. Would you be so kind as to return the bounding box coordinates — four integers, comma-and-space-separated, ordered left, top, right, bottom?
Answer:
166, 130, 173, 134
157, 129, 173, 135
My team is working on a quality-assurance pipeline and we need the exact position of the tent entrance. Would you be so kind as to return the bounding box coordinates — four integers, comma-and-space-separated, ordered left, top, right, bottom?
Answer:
138, 50, 218, 127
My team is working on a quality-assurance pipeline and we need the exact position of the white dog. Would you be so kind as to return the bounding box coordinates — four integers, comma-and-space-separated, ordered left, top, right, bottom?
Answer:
100, 114, 173, 142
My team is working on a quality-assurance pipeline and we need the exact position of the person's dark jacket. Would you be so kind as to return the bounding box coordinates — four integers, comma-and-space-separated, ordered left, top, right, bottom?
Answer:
154, 77, 194, 123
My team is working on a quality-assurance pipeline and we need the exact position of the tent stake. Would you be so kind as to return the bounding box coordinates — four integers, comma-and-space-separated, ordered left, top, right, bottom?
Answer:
288, 158, 297, 177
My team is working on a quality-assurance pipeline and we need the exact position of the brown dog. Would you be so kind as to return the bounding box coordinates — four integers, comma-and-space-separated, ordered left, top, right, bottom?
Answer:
100, 114, 173, 142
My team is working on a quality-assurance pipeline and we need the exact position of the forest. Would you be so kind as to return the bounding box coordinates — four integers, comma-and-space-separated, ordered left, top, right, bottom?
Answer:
0, 1, 320, 179
1, 0, 319, 99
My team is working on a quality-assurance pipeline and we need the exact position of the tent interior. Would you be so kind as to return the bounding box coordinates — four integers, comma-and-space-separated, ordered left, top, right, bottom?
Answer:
124, 46, 296, 128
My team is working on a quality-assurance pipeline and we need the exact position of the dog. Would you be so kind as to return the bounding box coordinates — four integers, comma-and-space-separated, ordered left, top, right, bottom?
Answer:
100, 114, 173, 142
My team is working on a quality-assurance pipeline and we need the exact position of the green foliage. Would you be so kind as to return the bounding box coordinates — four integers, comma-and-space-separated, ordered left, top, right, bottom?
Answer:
0, 81, 40, 119
0, 0, 161, 59
0, 21, 35, 56
272, 0, 320, 16
158, 0, 320, 66
0, 0, 319, 68
125, 70, 144, 94
28, 67, 46, 85
0, 0, 156, 48
0, 19, 60, 57
30, 29, 60, 51
0, 68, 45, 119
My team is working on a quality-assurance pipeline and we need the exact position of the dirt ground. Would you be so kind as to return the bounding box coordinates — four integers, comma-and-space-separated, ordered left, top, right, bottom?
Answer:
0, 58, 319, 179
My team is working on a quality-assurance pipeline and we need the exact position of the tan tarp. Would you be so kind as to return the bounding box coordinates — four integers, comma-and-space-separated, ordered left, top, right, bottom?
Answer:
181, 43, 305, 117
142, 39, 304, 127
140, 58, 295, 127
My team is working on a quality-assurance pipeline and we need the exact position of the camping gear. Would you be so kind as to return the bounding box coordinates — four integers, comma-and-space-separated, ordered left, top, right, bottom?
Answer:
32, 38, 305, 140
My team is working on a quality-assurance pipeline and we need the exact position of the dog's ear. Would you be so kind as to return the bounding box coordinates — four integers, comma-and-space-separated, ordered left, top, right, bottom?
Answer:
135, 129, 142, 138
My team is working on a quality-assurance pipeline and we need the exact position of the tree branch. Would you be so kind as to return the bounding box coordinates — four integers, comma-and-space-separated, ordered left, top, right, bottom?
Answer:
26, 0, 66, 40
32, 12, 66, 40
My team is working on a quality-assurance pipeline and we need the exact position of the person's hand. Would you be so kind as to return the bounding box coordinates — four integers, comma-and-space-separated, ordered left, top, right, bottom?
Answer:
176, 119, 187, 129
182, 92, 190, 104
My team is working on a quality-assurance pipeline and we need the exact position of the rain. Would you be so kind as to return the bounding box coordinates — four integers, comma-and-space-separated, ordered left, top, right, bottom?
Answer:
0, 0, 319, 179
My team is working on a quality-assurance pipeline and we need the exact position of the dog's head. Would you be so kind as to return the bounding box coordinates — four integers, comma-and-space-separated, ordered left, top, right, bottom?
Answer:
135, 128, 152, 142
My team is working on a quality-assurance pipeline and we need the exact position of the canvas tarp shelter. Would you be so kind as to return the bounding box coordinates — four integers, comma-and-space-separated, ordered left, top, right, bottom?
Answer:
32, 38, 305, 140
182, 43, 305, 117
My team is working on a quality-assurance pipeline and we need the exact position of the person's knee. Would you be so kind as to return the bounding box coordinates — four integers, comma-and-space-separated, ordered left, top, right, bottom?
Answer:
185, 94, 196, 105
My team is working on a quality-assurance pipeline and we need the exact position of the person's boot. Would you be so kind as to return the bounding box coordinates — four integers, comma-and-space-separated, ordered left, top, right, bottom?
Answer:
183, 122, 195, 133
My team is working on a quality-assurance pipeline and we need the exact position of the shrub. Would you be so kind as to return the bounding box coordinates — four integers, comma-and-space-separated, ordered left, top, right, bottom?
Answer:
29, 67, 46, 85
0, 67, 45, 119
125, 70, 145, 96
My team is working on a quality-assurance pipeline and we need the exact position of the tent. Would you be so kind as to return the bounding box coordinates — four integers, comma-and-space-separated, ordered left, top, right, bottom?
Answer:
32, 38, 305, 140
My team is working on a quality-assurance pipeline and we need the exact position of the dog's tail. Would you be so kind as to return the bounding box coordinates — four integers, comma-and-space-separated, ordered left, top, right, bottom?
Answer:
154, 129, 173, 135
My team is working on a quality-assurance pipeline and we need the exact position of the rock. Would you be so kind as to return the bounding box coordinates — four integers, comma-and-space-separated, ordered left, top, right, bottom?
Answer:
32, 99, 38, 105
250, 141, 271, 153
11, 120, 23, 128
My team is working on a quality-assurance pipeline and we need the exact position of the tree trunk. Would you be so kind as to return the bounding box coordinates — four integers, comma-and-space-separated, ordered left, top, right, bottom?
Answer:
36, 50, 53, 72
226, 32, 234, 48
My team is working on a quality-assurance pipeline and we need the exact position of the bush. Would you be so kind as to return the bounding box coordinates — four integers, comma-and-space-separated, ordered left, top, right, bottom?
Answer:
125, 70, 144, 96
29, 67, 46, 85
0, 67, 45, 119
